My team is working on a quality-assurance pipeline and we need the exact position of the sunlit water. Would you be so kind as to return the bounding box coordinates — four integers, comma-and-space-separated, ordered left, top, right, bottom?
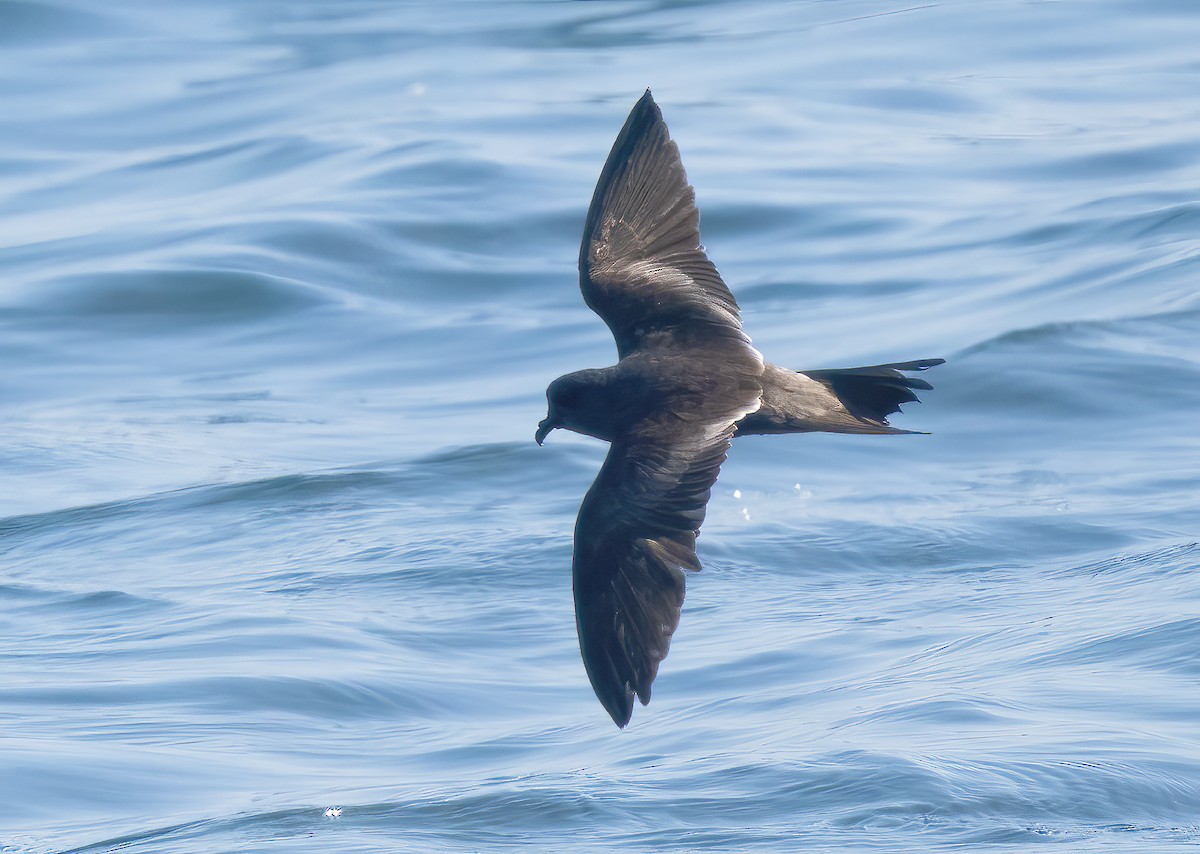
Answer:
3, 1, 1200, 851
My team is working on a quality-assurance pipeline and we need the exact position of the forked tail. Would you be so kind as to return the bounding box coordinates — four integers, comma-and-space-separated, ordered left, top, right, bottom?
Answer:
800, 359, 945, 431
734, 358, 944, 437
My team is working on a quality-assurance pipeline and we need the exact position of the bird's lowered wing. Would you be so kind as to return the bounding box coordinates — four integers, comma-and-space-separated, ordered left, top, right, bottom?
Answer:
580, 90, 748, 359
572, 415, 740, 728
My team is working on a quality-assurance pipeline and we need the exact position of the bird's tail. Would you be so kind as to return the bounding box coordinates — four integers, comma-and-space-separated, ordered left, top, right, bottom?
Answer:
800, 359, 945, 433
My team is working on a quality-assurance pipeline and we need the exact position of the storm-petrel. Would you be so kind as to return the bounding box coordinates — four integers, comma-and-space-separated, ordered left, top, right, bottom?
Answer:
537, 90, 943, 728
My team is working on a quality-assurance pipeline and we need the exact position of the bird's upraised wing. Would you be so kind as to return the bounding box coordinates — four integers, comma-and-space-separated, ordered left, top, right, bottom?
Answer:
580, 90, 748, 359
571, 414, 741, 728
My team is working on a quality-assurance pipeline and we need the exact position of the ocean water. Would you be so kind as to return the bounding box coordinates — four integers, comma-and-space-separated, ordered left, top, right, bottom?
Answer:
3, 0, 1200, 850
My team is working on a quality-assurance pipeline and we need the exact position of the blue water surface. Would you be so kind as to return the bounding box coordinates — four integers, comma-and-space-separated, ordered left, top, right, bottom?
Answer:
2, 0, 1200, 851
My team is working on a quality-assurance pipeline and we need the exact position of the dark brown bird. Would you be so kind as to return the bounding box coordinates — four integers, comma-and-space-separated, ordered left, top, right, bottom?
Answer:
537, 90, 943, 728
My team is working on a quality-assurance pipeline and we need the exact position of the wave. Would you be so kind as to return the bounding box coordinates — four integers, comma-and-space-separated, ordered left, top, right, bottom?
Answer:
51, 750, 1200, 853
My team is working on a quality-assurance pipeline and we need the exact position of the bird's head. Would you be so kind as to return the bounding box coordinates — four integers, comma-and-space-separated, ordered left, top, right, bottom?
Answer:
535, 375, 573, 445
536, 369, 612, 445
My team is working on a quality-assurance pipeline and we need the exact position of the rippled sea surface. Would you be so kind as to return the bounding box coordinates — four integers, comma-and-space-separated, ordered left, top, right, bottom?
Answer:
3, 1, 1200, 851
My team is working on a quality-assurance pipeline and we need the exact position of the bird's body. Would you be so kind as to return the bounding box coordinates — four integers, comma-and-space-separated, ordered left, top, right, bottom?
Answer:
538, 90, 944, 728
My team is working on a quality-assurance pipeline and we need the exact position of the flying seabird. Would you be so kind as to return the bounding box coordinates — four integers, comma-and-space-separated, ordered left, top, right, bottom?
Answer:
537, 90, 944, 728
